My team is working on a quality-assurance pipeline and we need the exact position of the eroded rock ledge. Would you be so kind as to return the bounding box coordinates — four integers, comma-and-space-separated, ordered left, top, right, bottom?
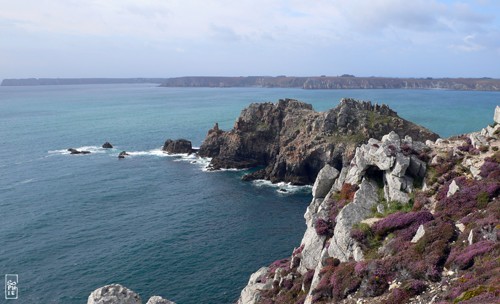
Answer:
199, 98, 438, 185
238, 107, 500, 304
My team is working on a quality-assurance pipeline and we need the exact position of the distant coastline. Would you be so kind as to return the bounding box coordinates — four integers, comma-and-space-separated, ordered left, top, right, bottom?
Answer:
2, 76, 500, 91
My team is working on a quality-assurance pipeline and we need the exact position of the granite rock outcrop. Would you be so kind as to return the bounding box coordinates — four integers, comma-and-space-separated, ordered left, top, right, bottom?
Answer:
87, 284, 175, 304
199, 98, 438, 185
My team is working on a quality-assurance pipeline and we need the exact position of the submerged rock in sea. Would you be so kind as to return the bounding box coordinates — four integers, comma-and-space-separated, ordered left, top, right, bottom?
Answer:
68, 148, 91, 154
162, 139, 193, 154
87, 284, 176, 304
199, 98, 438, 184
87, 284, 141, 304
102, 142, 113, 149
118, 151, 129, 159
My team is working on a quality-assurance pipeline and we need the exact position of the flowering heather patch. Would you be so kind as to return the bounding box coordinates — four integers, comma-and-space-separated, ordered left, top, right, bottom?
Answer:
329, 262, 361, 300
339, 183, 359, 201
312, 261, 361, 302
446, 240, 496, 270
435, 176, 500, 219
479, 159, 500, 178
372, 211, 433, 237
360, 263, 389, 297
401, 143, 413, 156
303, 269, 315, 289
386, 280, 427, 304
457, 144, 472, 152
314, 218, 332, 236
269, 258, 290, 274
292, 244, 304, 256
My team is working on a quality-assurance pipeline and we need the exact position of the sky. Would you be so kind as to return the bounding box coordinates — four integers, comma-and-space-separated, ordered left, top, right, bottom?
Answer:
1, 0, 500, 79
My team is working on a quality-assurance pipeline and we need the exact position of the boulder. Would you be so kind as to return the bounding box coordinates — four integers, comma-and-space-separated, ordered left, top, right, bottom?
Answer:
162, 139, 193, 154
494, 105, 500, 124
87, 284, 141, 304
146, 296, 176, 304
102, 142, 113, 149
447, 180, 460, 197
411, 224, 426, 243
312, 164, 339, 198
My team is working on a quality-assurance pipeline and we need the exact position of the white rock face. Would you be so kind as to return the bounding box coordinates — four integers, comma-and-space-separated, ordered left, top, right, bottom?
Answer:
469, 132, 488, 148
494, 105, 500, 124
237, 267, 272, 304
328, 178, 379, 261
298, 198, 328, 273
447, 180, 460, 197
146, 296, 176, 304
87, 284, 141, 304
312, 164, 339, 198
411, 225, 426, 243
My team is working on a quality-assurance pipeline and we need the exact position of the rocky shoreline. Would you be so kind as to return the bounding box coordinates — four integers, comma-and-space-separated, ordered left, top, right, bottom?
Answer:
85, 103, 499, 304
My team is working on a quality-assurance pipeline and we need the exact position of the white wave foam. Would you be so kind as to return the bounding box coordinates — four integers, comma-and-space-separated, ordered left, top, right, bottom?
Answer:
127, 149, 168, 157
172, 154, 212, 170
252, 179, 312, 194
48, 146, 106, 155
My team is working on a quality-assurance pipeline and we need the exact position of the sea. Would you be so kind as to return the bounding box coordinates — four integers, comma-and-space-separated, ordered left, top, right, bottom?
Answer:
0, 84, 498, 303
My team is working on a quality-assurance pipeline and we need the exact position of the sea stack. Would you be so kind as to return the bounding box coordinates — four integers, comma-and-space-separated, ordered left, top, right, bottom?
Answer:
162, 139, 193, 154
102, 142, 113, 149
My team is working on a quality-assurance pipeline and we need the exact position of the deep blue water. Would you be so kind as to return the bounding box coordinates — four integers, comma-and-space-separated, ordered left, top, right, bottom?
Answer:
0, 84, 498, 303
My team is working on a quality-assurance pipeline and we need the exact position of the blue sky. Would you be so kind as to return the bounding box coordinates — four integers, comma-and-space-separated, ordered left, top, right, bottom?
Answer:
1, 0, 499, 79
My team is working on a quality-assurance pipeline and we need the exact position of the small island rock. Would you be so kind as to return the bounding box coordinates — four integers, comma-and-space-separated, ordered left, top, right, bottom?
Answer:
68, 148, 91, 155
102, 142, 113, 149
162, 139, 193, 154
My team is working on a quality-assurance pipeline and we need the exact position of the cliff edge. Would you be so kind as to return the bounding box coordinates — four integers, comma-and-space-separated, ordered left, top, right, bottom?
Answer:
199, 98, 438, 185
238, 107, 499, 304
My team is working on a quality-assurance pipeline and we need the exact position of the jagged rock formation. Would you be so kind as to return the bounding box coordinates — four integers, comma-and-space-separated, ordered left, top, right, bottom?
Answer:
199, 98, 438, 185
237, 107, 499, 304
162, 139, 193, 154
87, 284, 175, 304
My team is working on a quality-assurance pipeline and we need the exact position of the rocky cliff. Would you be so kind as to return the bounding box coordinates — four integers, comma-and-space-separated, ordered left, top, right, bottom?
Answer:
237, 107, 500, 304
199, 98, 438, 185
158, 76, 500, 91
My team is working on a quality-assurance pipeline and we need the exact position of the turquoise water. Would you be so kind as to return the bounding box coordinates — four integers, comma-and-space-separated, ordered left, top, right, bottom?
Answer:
0, 84, 498, 303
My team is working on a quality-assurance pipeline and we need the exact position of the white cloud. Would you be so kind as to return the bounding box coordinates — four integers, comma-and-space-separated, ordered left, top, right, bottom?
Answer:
0, 0, 499, 78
